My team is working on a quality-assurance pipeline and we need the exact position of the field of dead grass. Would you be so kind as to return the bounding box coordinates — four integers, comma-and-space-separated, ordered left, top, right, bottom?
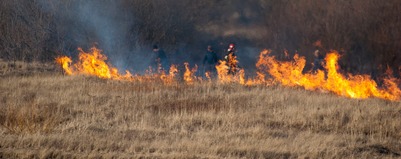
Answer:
1, 63, 401, 158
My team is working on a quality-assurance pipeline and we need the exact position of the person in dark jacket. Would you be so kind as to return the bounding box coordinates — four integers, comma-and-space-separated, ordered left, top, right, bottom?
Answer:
312, 50, 325, 73
203, 45, 219, 75
152, 45, 169, 72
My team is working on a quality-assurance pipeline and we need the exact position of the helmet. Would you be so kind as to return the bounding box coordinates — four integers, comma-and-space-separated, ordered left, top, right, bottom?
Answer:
228, 43, 235, 52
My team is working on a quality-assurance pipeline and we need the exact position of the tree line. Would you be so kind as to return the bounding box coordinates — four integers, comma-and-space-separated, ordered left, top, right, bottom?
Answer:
1, 0, 401, 75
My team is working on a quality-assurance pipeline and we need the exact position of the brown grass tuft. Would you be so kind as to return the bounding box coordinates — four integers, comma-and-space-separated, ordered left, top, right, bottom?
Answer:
0, 102, 61, 134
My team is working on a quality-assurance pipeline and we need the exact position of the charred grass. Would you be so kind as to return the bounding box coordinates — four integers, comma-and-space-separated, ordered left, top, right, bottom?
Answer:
1, 73, 401, 158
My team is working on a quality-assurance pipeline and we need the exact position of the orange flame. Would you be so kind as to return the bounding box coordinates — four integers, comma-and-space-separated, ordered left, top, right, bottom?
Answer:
160, 64, 178, 85
215, 60, 231, 83
256, 50, 401, 100
324, 52, 400, 100
184, 62, 198, 84
55, 47, 401, 101
214, 59, 248, 84
227, 54, 239, 74
55, 56, 73, 75
55, 47, 133, 80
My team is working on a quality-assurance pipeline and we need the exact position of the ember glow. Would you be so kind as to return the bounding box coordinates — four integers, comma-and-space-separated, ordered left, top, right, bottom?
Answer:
56, 47, 401, 101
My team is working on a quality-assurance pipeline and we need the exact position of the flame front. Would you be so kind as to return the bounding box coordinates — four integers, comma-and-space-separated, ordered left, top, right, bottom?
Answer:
56, 47, 401, 101
256, 50, 401, 100
55, 47, 133, 80
324, 52, 401, 100
256, 50, 325, 90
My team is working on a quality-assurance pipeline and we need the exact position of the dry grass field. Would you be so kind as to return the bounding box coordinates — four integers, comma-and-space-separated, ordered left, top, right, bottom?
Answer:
1, 62, 401, 159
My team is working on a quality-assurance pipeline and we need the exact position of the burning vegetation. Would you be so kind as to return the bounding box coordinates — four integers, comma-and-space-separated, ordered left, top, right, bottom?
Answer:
55, 47, 133, 80
56, 47, 401, 101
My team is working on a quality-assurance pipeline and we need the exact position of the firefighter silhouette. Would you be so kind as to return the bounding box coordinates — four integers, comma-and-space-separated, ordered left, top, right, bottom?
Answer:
224, 43, 239, 75
203, 45, 219, 76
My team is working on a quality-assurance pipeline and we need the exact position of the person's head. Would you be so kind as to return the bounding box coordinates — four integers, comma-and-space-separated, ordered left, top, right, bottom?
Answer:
153, 45, 159, 52
207, 45, 213, 51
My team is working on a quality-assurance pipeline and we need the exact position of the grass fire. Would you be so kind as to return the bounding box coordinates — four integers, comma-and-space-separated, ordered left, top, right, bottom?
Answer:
56, 47, 401, 101
2, 0, 401, 158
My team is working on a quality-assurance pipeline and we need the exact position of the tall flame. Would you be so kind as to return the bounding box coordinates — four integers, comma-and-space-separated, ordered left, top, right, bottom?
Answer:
324, 52, 401, 100
55, 47, 133, 80
160, 64, 178, 85
184, 62, 198, 84
256, 50, 401, 100
215, 60, 231, 83
55, 56, 73, 75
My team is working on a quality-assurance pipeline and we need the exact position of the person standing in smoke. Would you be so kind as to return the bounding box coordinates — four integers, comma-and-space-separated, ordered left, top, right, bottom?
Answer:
152, 45, 169, 72
312, 49, 325, 73
224, 43, 239, 74
203, 45, 219, 76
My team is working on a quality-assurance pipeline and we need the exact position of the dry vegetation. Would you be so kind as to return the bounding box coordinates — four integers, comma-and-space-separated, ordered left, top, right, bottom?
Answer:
2, 1, 401, 157
1, 63, 401, 159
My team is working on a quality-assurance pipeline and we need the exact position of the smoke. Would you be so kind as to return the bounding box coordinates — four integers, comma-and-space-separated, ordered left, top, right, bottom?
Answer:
36, 0, 150, 72
76, 1, 137, 69
33, 0, 264, 75
2, 0, 401, 79
31, 0, 401, 78
34, 1, 269, 74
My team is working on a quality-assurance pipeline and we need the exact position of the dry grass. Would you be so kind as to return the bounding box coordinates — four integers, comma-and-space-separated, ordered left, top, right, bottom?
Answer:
1, 65, 401, 158
0, 59, 56, 76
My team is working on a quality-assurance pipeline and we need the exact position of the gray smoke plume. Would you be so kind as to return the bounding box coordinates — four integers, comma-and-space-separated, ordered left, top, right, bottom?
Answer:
36, 0, 150, 72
